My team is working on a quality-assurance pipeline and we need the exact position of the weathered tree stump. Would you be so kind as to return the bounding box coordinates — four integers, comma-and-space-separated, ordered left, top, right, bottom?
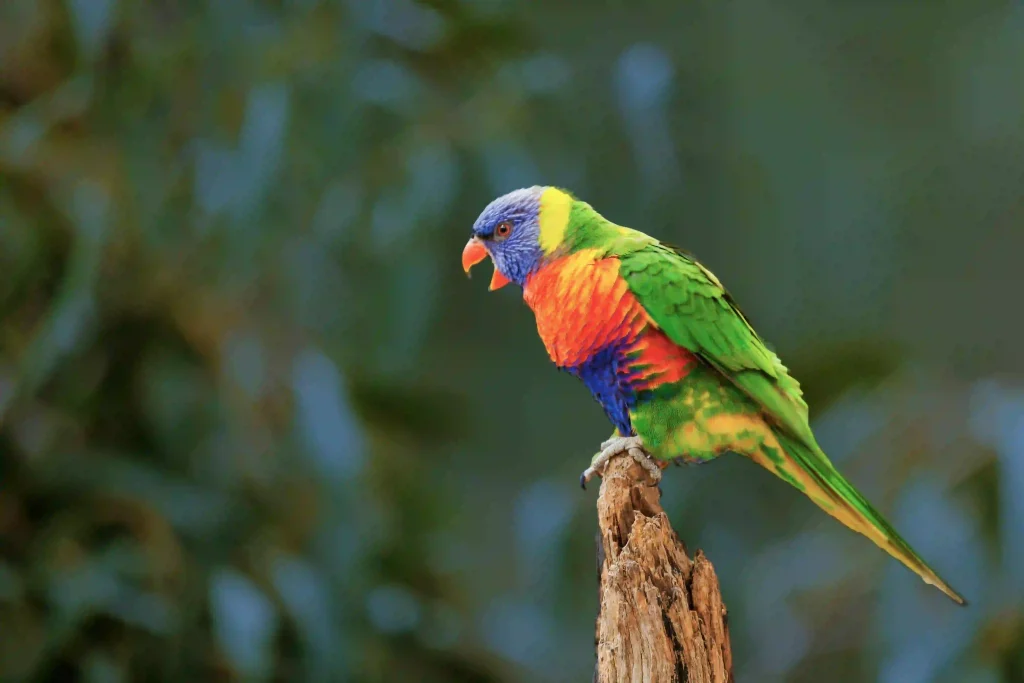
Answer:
594, 453, 734, 683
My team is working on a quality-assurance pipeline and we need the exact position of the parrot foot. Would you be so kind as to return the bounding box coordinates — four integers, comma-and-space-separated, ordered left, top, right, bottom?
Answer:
580, 436, 661, 489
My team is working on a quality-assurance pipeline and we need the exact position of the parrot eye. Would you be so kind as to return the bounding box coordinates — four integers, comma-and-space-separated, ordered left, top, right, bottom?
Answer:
494, 221, 512, 239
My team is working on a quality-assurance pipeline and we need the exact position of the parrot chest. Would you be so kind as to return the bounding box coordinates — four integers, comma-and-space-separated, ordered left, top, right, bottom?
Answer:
523, 253, 698, 434
523, 253, 643, 368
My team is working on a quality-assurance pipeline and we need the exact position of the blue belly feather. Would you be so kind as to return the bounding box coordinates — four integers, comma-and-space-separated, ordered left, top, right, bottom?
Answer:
566, 344, 638, 436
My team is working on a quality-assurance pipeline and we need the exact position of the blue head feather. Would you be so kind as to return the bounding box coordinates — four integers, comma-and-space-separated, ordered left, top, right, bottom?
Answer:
471, 186, 546, 286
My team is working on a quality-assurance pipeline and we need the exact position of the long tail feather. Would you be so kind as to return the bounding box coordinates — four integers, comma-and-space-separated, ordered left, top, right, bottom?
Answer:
751, 431, 966, 606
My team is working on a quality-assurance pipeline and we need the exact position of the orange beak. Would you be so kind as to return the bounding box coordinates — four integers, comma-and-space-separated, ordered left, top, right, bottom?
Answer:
462, 237, 511, 291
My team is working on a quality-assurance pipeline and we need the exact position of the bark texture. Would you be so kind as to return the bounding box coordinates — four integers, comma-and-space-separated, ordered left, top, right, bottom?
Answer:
594, 453, 734, 683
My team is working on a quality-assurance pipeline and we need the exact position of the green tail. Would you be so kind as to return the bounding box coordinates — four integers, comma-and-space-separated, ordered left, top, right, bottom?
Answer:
770, 431, 966, 605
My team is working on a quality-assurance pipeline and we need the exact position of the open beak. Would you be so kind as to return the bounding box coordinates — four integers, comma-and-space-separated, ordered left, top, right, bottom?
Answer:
462, 237, 511, 291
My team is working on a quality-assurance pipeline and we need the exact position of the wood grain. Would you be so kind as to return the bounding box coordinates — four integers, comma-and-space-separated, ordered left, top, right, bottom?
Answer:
594, 454, 734, 683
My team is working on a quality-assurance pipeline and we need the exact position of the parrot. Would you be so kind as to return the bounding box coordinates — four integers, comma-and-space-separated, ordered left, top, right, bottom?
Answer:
461, 185, 966, 606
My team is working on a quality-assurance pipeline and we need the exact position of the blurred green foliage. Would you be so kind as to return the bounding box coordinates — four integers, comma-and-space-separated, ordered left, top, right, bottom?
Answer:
1, 1, 1023, 682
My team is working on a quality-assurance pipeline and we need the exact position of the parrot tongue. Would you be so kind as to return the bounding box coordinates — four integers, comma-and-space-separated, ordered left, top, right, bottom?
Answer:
462, 237, 511, 291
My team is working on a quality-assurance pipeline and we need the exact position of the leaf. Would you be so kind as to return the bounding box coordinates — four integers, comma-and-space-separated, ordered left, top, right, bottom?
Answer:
67, 0, 116, 62
210, 568, 278, 680
292, 347, 365, 481
271, 556, 345, 676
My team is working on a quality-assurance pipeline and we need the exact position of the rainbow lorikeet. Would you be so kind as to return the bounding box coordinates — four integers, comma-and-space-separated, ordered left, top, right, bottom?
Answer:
461, 186, 965, 605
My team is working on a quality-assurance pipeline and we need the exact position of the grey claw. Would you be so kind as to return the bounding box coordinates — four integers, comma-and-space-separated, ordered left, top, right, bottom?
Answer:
580, 464, 599, 489
582, 436, 661, 487
628, 446, 662, 481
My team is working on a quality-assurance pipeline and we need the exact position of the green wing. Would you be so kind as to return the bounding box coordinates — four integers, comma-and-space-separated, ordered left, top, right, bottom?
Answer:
616, 240, 816, 448
613, 237, 966, 605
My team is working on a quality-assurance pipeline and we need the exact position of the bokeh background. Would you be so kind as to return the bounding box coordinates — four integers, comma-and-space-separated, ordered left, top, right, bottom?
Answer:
1, 1, 1022, 681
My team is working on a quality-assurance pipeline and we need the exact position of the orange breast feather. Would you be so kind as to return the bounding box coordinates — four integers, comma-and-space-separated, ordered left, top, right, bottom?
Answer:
523, 251, 695, 389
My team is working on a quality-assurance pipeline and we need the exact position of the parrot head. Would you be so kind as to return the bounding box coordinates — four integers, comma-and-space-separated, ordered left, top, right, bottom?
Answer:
462, 185, 575, 290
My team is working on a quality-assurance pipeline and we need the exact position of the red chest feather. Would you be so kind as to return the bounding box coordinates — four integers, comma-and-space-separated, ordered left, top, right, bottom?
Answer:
523, 251, 695, 388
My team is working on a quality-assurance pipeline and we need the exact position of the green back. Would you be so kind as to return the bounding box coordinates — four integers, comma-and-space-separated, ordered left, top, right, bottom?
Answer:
587, 223, 965, 605
610, 236, 817, 450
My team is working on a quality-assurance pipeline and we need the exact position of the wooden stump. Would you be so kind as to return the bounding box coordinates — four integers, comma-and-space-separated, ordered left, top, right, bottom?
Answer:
594, 453, 734, 683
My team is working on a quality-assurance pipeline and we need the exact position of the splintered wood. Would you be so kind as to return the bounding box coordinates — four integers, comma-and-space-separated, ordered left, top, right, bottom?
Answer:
594, 454, 734, 683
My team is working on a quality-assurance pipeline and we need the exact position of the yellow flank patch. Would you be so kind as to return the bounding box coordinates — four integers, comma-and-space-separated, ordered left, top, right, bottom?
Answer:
703, 413, 772, 453
538, 187, 573, 254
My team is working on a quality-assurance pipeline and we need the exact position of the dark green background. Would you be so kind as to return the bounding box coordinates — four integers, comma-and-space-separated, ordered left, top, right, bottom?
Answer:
1, 1, 1022, 681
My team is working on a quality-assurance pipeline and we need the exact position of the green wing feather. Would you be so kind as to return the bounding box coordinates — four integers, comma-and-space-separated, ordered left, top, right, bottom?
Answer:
616, 240, 814, 445
613, 238, 966, 605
